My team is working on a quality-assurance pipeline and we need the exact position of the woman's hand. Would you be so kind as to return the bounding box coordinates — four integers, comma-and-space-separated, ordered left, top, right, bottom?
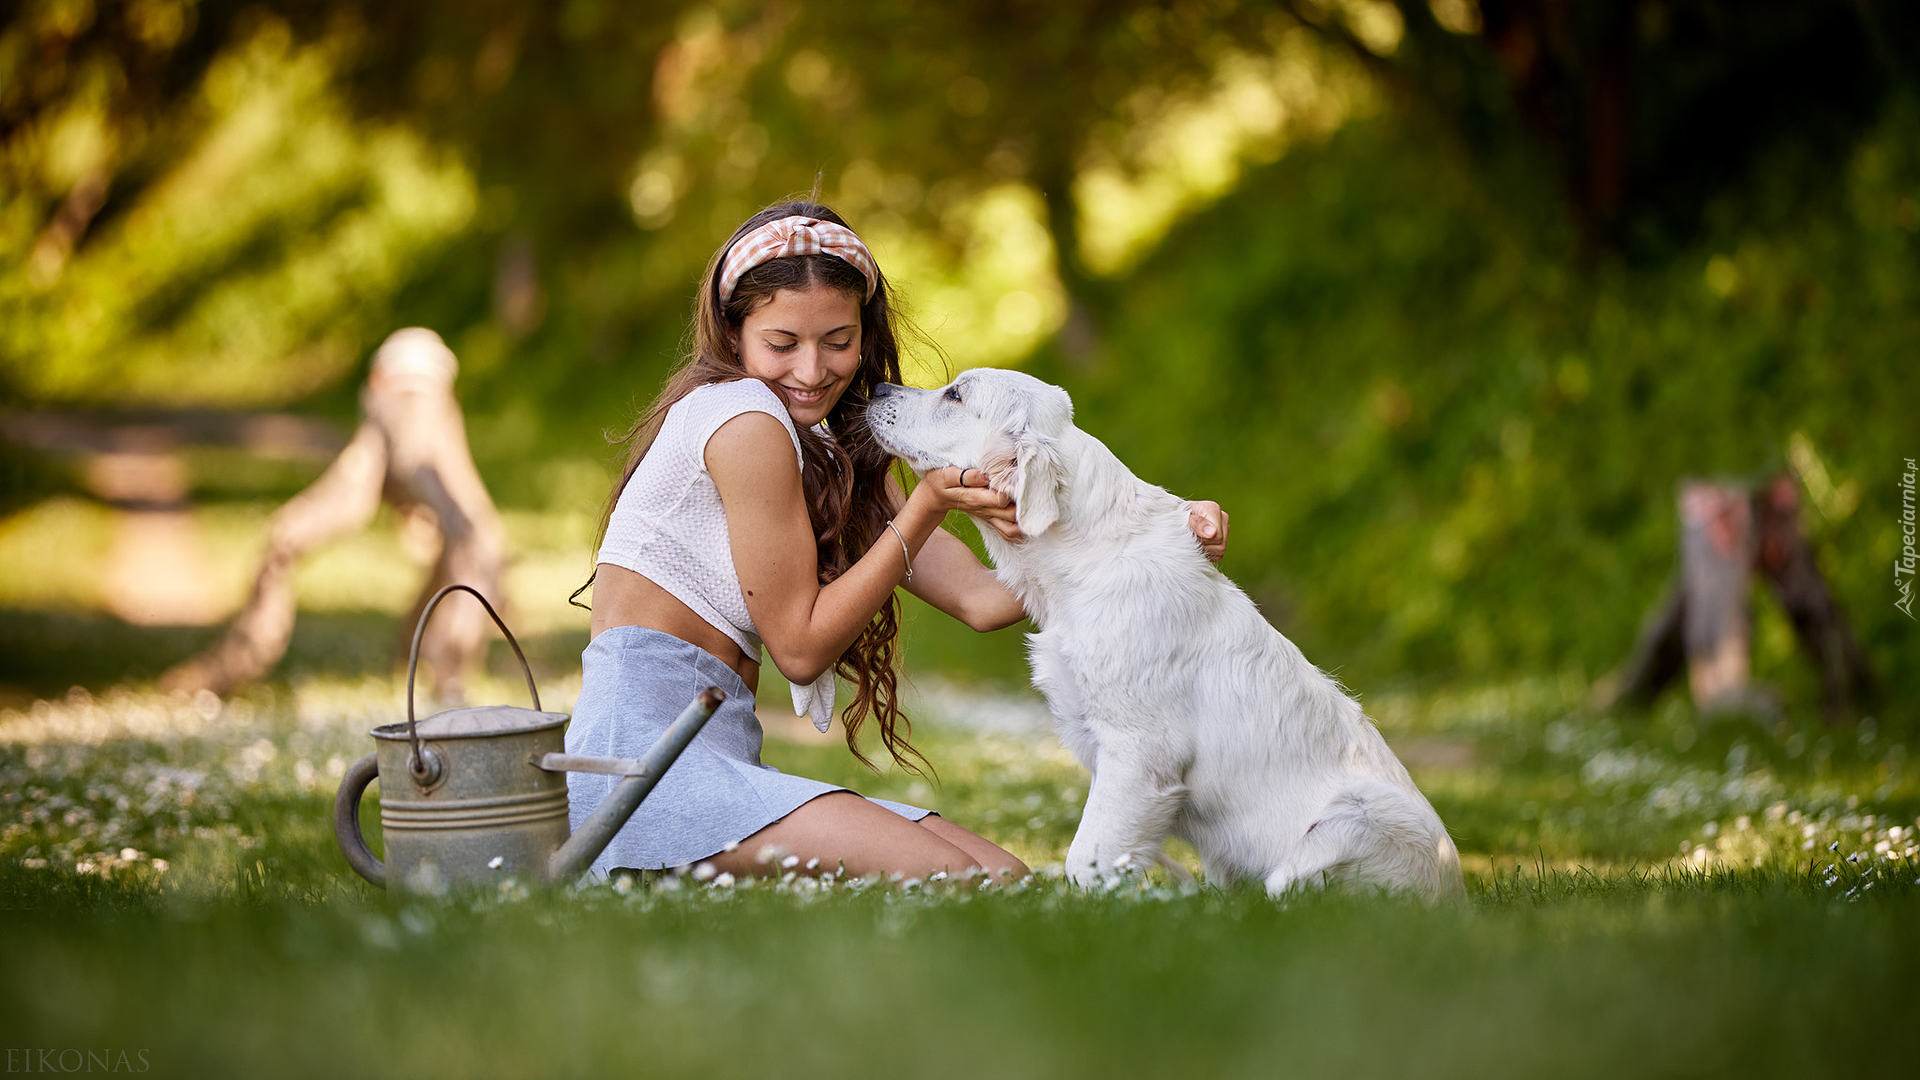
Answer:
882, 472, 1026, 630
1188, 500, 1229, 563
917, 466, 1021, 540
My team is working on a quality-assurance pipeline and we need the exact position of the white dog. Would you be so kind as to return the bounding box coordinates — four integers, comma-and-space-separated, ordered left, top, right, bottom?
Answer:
866, 369, 1464, 899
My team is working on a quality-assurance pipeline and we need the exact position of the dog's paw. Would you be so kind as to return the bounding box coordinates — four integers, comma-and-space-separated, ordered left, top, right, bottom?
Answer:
1065, 847, 1141, 889
1064, 844, 1105, 889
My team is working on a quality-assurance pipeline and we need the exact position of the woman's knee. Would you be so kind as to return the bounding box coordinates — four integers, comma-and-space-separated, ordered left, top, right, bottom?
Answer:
916, 816, 1028, 880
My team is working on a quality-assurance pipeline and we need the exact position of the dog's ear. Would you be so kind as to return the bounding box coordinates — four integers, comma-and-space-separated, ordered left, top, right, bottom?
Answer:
982, 430, 1064, 537
978, 379, 1072, 537
1011, 432, 1064, 536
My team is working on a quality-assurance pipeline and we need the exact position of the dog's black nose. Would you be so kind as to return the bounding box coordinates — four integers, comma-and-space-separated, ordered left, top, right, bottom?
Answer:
872, 382, 901, 399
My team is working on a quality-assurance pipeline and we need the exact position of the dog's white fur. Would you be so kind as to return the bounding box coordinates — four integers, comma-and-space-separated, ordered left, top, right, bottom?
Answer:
867, 369, 1464, 899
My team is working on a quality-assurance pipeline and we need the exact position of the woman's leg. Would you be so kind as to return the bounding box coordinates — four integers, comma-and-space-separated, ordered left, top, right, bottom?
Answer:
700, 792, 983, 880
916, 816, 1029, 880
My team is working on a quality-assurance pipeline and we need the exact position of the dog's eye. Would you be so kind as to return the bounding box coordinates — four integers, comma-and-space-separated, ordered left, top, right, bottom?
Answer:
943, 385, 963, 403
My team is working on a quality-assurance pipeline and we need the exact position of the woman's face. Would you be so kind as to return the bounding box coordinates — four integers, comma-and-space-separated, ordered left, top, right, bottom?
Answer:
736, 284, 865, 428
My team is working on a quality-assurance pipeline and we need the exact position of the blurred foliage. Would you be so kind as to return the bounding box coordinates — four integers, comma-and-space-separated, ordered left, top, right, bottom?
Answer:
11, 0, 1910, 406
1, 0, 1915, 714
1023, 95, 1919, 702
0, 0, 1326, 408
1287, 1, 1920, 249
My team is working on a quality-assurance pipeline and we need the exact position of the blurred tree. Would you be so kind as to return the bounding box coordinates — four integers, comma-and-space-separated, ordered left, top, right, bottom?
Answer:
158, 328, 504, 700
730, 0, 1276, 362
1282, 0, 1920, 251
7, 0, 1917, 408
1, 0, 1291, 401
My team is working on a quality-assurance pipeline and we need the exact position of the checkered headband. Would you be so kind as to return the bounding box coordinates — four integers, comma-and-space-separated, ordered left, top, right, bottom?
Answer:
717, 216, 878, 304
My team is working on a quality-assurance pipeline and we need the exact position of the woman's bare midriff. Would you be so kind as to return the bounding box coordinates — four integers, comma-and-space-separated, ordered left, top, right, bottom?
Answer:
589, 563, 760, 695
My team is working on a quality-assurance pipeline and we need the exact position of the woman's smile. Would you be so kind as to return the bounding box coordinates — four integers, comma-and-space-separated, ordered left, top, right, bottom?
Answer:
779, 382, 833, 406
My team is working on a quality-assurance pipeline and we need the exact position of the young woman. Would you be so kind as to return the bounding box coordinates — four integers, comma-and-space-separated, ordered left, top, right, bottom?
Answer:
565, 200, 1229, 884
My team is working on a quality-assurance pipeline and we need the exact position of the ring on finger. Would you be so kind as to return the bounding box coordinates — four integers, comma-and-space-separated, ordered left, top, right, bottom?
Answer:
959, 467, 975, 487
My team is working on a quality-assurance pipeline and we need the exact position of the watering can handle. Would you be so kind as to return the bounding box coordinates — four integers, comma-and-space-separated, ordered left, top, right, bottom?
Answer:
332, 752, 385, 887
404, 584, 540, 782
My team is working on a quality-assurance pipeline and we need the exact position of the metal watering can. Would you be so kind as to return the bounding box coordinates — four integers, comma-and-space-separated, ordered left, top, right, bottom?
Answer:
332, 584, 720, 894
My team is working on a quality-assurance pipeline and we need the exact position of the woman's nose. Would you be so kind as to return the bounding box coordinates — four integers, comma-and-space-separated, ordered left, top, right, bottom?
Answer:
793, 348, 825, 381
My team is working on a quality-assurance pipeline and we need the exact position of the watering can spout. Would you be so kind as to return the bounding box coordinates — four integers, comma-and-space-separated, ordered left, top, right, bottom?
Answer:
546, 688, 723, 883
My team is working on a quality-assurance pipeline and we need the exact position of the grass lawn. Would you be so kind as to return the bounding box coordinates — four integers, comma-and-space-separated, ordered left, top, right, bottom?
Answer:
3, 663, 1915, 1079
2, 491, 1913, 1076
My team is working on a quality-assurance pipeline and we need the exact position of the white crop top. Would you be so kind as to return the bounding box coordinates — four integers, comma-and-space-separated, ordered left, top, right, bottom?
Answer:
596, 378, 836, 731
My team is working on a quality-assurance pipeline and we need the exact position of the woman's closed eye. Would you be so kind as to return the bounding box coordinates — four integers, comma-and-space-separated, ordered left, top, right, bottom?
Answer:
764, 338, 853, 352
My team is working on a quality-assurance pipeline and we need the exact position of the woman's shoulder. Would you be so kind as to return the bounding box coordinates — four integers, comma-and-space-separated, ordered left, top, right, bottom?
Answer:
675, 379, 801, 459
678, 378, 790, 417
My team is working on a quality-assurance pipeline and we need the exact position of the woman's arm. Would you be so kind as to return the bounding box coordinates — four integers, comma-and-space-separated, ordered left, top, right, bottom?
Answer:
706, 412, 1004, 682
884, 474, 1027, 632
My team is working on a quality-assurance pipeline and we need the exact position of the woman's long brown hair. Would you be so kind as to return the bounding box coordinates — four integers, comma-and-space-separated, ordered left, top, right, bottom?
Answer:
572, 200, 934, 776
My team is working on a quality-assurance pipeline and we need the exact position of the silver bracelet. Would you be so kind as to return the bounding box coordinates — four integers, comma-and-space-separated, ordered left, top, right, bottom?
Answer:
884, 520, 912, 583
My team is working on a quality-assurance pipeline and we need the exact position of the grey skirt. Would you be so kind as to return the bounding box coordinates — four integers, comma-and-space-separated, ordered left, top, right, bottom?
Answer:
563, 625, 932, 880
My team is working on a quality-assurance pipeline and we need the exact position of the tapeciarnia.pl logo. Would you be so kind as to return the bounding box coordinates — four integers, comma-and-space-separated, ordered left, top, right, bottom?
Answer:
1898, 457, 1916, 620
